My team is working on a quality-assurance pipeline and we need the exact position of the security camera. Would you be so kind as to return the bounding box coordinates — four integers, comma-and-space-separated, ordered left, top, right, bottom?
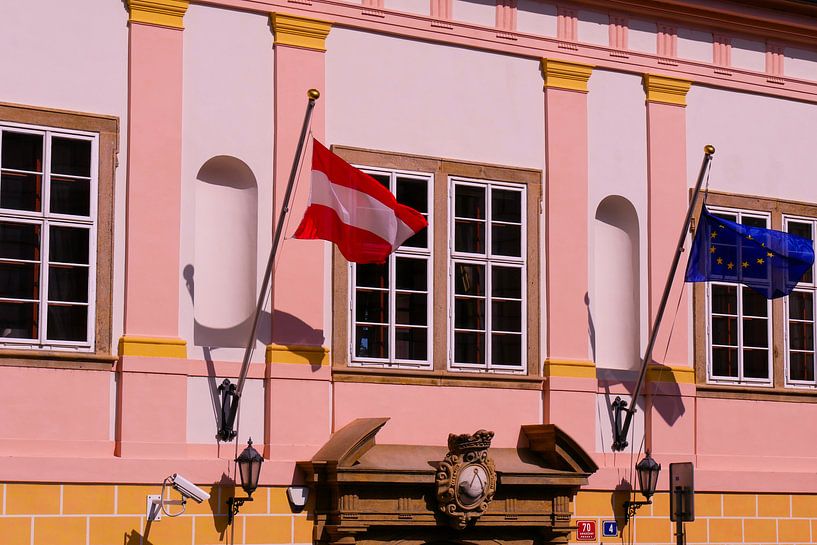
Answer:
170, 474, 210, 504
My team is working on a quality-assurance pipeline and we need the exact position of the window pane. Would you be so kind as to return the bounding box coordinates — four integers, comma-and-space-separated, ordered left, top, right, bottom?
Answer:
395, 327, 427, 360
46, 304, 87, 341
714, 212, 737, 223
0, 262, 39, 299
455, 331, 484, 364
455, 263, 484, 296
355, 290, 388, 323
790, 321, 814, 351
491, 224, 521, 257
492, 333, 522, 366
742, 216, 767, 229
492, 300, 521, 332
0, 222, 40, 260
395, 258, 426, 291
712, 347, 738, 377
356, 263, 388, 288
492, 266, 521, 299
0, 301, 37, 339
395, 293, 426, 325
355, 325, 387, 358
455, 220, 484, 253
455, 185, 485, 219
743, 318, 768, 347
743, 349, 769, 378
2, 131, 42, 172
788, 221, 813, 283
712, 316, 737, 346
51, 137, 91, 177
50, 177, 90, 216
742, 287, 767, 317
401, 227, 428, 249
711, 285, 737, 315
455, 297, 484, 330
367, 172, 390, 190
790, 291, 813, 320
491, 189, 521, 223
790, 352, 815, 382
49, 226, 89, 264
48, 265, 89, 303
396, 177, 427, 214
1, 171, 41, 211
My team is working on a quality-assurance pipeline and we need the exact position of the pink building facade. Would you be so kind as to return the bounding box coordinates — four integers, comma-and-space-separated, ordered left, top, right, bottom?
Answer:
2, 0, 817, 544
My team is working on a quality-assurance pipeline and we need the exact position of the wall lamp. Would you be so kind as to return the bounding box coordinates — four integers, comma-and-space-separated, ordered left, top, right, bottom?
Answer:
227, 438, 264, 525
624, 450, 661, 523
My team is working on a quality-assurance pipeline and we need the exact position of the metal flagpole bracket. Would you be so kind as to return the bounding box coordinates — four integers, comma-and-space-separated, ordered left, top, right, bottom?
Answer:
216, 89, 321, 442
611, 144, 715, 452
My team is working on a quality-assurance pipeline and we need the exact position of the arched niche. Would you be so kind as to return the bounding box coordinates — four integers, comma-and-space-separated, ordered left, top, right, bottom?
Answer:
193, 155, 258, 347
592, 195, 640, 371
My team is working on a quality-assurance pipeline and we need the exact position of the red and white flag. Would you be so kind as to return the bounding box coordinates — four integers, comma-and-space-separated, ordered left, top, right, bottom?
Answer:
294, 140, 428, 264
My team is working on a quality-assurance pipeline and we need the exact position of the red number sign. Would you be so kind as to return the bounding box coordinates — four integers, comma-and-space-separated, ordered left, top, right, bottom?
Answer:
576, 520, 597, 541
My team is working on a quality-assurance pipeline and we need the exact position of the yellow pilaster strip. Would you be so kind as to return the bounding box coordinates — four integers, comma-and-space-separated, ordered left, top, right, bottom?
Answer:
646, 363, 695, 384
543, 358, 596, 378
643, 74, 693, 106
270, 13, 333, 52
118, 336, 187, 358
541, 59, 594, 92
126, 0, 189, 29
266, 344, 329, 366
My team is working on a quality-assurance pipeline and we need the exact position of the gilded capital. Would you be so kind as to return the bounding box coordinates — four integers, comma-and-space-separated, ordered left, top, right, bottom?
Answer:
126, 0, 189, 29
643, 74, 693, 106
541, 59, 594, 93
271, 13, 333, 52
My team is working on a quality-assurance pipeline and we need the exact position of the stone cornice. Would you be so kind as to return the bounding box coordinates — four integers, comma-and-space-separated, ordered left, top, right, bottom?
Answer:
271, 13, 333, 51
643, 74, 693, 106
541, 59, 594, 93
126, 0, 189, 29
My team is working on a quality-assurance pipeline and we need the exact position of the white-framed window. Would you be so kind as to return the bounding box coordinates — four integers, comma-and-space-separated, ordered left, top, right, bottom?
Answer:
705, 207, 772, 385
449, 178, 526, 372
784, 216, 816, 387
0, 123, 98, 350
350, 167, 432, 368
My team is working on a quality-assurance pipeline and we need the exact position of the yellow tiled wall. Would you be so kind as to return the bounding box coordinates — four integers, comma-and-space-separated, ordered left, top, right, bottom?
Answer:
2, 484, 816, 545
573, 490, 817, 544
0, 484, 313, 545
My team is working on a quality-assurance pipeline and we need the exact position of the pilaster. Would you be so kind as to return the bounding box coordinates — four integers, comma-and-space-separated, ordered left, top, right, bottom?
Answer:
117, 0, 189, 457
266, 12, 333, 457
541, 58, 595, 453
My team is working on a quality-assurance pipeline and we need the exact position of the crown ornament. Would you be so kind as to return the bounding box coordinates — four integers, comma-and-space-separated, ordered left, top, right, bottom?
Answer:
447, 429, 494, 453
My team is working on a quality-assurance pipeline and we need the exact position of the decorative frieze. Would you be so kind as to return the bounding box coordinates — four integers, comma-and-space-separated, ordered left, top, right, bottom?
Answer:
557, 6, 578, 50
126, 0, 189, 29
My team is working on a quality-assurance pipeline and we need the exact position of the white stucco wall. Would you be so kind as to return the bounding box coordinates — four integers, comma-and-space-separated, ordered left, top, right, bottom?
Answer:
453, 0, 495, 27
629, 19, 656, 54
677, 27, 712, 63
180, 4, 275, 363
0, 0, 130, 352
687, 86, 817, 203
326, 28, 544, 170
578, 9, 608, 47
731, 37, 766, 72
587, 70, 649, 368
786, 46, 817, 80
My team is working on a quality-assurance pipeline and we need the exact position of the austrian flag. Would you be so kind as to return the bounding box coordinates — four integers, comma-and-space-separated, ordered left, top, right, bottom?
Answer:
294, 140, 428, 263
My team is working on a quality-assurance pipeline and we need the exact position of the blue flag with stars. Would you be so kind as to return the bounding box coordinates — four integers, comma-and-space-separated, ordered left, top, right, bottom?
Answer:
685, 206, 815, 299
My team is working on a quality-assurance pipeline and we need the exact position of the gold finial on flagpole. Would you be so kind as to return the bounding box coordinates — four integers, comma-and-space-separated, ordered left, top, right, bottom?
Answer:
704, 144, 715, 155
308, 89, 321, 100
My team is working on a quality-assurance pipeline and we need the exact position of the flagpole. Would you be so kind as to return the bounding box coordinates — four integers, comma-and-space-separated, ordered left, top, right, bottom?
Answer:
217, 89, 321, 442
611, 144, 715, 451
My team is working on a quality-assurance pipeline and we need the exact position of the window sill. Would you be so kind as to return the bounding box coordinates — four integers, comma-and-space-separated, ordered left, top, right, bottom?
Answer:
333, 365, 543, 390
0, 349, 116, 370
697, 383, 817, 403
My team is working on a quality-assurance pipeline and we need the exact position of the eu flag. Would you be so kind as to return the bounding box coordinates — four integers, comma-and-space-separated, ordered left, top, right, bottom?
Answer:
685, 206, 815, 299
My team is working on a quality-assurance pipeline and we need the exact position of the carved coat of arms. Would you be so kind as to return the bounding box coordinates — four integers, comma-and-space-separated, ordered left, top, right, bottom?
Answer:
436, 429, 497, 529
